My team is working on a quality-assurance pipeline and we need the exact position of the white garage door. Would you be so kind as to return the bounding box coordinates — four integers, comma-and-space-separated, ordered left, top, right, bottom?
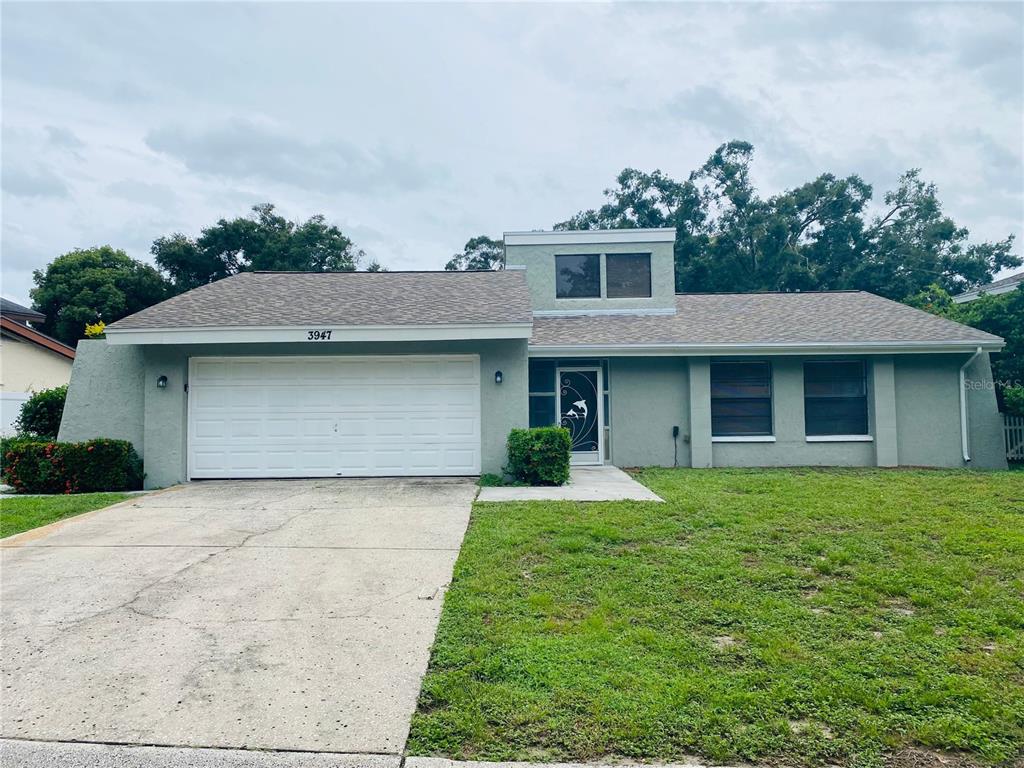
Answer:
187, 355, 481, 478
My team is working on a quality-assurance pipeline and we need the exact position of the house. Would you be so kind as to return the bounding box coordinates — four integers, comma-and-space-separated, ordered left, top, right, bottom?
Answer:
57, 227, 1008, 486
953, 270, 1024, 303
1, 298, 76, 436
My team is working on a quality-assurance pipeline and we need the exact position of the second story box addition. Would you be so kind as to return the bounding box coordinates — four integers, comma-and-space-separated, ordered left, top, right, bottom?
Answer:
503, 228, 677, 316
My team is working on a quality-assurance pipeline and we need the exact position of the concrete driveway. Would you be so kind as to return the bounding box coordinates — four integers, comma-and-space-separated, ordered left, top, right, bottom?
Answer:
1, 478, 475, 758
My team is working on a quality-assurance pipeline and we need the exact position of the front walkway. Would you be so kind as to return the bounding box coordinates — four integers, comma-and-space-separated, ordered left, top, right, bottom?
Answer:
1, 478, 475, 756
477, 465, 663, 502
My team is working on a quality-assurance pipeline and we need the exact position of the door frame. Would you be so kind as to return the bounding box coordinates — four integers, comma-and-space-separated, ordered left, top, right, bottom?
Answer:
556, 365, 604, 465
186, 354, 482, 480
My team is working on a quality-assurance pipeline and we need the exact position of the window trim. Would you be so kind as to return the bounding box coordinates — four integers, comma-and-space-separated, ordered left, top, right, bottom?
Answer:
803, 359, 870, 437
605, 252, 652, 299
710, 359, 774, 438
554, 253, 601, 299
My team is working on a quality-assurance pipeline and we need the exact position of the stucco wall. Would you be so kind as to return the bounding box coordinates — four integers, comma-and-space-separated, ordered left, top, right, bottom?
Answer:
608, 357, 689, 467
965, 352, 1007, 470
505, 240, 676, 313
0, 335, 74, 392
894, 352, 1006, 470
58, 340, 145, 455
605, 353, 1005, 470
127, 339, 527, 488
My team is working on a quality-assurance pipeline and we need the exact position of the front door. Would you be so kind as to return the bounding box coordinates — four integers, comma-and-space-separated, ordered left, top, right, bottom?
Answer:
557, 367, 603, 465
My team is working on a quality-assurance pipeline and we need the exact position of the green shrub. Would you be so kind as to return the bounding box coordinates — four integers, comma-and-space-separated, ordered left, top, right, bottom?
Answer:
15, 385, 68, 439
1003, 385, 1024, 416
506, 427, 572, 486
2, 438, 142, 494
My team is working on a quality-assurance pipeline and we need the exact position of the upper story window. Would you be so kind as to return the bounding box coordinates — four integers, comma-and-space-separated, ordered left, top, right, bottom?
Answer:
711, 361, 773, 436
554, 252, 653, 299
606, 253, 652, 298
804, 360, 868, 436
555, 254, 600, 298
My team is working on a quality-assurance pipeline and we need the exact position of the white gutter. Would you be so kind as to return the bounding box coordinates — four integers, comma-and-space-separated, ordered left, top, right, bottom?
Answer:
528, 340, 1004, 357
959, 346, 984, 463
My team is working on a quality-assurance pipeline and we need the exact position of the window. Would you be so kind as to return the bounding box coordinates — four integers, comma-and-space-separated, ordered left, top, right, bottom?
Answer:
804, 361, 868, 436
606, 253, 652, 298
528, 359, 557, 427
711, 361, 772, 436
555, 254, 600, 298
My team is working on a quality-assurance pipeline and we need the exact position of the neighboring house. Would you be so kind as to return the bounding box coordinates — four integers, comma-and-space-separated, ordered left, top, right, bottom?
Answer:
58, 228, 1007, 486
953, 271, 1024, 303
1, 298, 76, 436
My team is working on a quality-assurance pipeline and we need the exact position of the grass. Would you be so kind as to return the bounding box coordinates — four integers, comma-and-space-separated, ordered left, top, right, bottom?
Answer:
0, 492, 131, 537
478, 473, 527, 488
408, 468, 1024, 767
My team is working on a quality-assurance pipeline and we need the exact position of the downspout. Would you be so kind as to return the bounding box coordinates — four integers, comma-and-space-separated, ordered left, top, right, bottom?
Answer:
959, 346, 983, 463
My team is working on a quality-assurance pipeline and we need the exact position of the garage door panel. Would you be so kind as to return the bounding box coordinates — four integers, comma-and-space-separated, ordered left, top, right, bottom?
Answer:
188, 355, 480, 478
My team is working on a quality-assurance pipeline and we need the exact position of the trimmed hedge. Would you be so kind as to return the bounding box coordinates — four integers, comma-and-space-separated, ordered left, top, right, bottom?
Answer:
1, 438, 143, 495
506, 427, 572, 486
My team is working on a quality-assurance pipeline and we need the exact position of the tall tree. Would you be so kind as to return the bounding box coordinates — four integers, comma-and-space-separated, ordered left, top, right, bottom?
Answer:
30, 246, 170, 345
556, 142, 1019, 300
153, 204, 366, 292
445, 235, 505, 271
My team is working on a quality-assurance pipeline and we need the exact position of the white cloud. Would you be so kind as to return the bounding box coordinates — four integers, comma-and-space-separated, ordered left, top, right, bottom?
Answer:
1, 1, 1020, 305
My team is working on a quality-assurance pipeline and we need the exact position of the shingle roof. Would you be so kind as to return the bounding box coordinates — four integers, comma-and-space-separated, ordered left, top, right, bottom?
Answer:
953, 271, 1024, 302
530, 292, 1003, 348
1, 297, 45, 322
108, 270, 533, 329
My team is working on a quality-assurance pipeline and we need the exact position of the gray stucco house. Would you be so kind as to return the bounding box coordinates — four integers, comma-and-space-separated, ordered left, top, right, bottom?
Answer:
59, 227, 1008, 487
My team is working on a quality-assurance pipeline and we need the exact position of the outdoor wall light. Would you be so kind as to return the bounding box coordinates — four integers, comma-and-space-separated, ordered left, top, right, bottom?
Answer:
156, 375, 168, 389
494, 370, 503, 385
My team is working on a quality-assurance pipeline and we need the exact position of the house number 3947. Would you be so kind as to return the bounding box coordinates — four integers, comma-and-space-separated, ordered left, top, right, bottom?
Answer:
307, 330, 332, 341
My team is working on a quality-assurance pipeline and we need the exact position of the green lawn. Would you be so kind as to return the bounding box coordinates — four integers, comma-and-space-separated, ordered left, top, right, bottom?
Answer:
408, 468, 1024, 768
0, 492, 131, 538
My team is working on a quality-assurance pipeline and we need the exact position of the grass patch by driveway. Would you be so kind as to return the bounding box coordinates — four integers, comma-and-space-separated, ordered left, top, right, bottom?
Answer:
408, 468, 1024, 767
1, 493, 131, 538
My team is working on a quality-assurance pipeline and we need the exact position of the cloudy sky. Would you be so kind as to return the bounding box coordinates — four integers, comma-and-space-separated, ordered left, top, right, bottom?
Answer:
2, 1, 1022, 305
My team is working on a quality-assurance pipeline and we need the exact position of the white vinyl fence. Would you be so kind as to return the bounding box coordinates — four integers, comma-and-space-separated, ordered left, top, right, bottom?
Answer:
1006, 414, 1024, 462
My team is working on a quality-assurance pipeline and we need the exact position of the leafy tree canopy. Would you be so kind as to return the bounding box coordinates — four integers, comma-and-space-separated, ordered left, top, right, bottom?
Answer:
30, 246, 170, 345
445, 235, 505, 271
152, 203, 367, 292
907, 282, 1024, 399
556, 141, 1020, 301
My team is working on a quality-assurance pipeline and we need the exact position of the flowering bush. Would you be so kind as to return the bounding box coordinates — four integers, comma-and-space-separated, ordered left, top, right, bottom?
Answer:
84, 320, 106, 338
1, 438, 142, 494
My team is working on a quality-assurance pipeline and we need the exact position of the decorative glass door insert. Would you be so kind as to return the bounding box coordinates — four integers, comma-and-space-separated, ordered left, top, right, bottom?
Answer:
557, 368, 602, 465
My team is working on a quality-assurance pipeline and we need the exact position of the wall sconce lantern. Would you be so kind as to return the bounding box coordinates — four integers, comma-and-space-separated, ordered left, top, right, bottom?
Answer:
156, 375, 168, 389
494, 370, 503, 385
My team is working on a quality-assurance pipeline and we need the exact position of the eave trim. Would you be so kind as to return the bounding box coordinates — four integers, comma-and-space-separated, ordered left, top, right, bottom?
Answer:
105, 322, 533, 345
0, 317, 76, 359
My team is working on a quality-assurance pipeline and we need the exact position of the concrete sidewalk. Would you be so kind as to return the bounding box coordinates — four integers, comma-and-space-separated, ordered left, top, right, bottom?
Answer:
0, 741, 750, 768
477, 466, 663, 502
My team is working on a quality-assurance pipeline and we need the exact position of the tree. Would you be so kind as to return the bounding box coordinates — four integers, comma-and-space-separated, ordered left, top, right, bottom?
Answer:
30, 246, 170, 345
445, 235, 505, 271
556, 142, 1019, 300
153, 204, 366, 292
